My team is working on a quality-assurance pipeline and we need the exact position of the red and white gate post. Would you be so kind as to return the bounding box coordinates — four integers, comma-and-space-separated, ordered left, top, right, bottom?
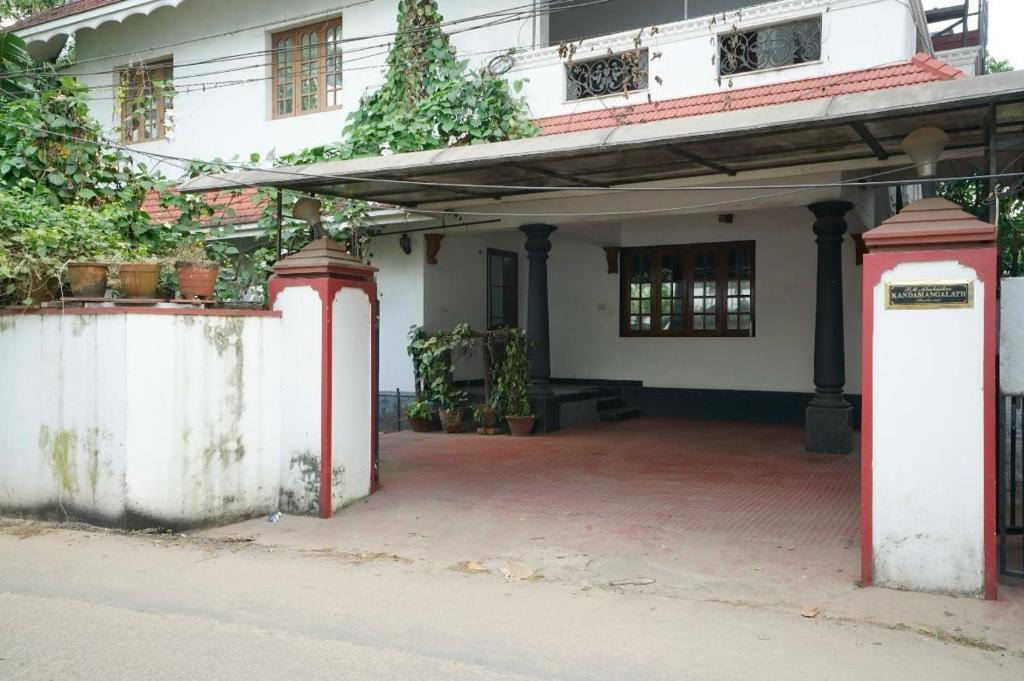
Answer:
861, 198, 997, 599
268, 238, 378, 519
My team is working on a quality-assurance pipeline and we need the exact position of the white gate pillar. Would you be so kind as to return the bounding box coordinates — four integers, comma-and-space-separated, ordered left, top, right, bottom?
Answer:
861, 198, 997, 599
268, 239, 378, 518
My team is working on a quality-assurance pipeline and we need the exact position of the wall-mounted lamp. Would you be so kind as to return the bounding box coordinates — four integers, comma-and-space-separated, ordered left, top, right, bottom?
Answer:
292, 197, 324, 239
399, 233, 412, 255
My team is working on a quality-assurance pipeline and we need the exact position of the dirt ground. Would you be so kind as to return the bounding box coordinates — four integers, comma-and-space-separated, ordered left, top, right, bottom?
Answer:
1, 518, 1022, 680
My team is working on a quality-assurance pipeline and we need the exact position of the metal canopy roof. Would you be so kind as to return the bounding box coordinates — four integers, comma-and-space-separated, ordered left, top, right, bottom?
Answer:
179, 70, 1024, 207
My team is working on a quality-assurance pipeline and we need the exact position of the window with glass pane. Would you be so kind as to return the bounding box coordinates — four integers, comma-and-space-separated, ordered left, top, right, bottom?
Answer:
487, 250, 518, 329
660, 253, 684, 331
691, 249, 717, 332
726, 247, 753, 332
620, 241, 753, 337
119, 59, 172, 144
627, 253, 652, 331
272, 18, 342, 119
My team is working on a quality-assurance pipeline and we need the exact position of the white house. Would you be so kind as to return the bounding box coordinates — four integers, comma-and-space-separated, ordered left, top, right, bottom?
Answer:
10, 0, 1023, 599
12, 0, 994, 445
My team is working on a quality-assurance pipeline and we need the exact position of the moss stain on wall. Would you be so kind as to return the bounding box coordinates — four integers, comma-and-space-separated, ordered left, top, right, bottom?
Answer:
39, 425, 78, 494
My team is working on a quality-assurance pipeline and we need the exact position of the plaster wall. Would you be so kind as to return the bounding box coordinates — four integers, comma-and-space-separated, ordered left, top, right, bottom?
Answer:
67, 0, 538, 171
370, 234, 424, 392
0, 311, 281, 528
273, 285, 324, 515
383, 205, 863, 394
999, 277, 1024, 393
47, 0, 922, 171
330, 287, 374, 509
510, 0, 919, 121
870, 260, 985, 595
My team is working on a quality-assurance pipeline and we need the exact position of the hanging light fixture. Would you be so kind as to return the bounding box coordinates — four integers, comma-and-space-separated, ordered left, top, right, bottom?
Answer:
901, 127, 949, 179
399, 233, 412, 255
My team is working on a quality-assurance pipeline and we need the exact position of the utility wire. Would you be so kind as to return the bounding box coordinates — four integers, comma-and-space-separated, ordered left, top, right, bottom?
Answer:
4, 0, 605, 80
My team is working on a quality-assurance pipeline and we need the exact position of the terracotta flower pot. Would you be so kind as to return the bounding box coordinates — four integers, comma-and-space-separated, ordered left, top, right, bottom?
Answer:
438, 408, 464, 433
67, 262, 108, 298
176, 262, 219, 300
118, 263, 161, 299
407, 415, 433, 433
506, 415, 536, 437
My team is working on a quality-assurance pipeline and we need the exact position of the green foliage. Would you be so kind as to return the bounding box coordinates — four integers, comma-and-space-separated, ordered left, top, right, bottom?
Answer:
406, 399, 432, 420
247, 0, 537, 273
0, 30, 35, 96
0, 188, 143, 304
938, 57, 1023, 275
406, 323, 474, 410
0, 0, 61, 20
488, 327, 531, 418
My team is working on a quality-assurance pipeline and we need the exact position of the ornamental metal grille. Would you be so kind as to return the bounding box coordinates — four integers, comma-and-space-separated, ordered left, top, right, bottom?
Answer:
718, 17, 822, 77
998, 394, 1024, 579
566, 48, 649, 100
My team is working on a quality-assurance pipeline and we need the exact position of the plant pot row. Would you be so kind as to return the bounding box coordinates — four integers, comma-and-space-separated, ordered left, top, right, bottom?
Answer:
60, 261, 219, 300
406, 407, 536, 437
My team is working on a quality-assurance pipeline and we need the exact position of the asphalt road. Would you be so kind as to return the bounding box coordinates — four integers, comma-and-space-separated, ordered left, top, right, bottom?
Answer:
1, 524, 1021, 680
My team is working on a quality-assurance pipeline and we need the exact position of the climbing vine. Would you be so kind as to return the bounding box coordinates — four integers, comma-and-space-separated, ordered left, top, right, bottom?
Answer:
245, 0, 537, 272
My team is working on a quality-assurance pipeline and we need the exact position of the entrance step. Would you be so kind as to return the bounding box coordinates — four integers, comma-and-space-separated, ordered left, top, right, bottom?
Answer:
597, 406, 642, 422
596, 396, 623, 411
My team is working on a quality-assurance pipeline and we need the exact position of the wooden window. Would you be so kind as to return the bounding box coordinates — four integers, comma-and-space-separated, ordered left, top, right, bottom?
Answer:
119, 59, 172, 144
272, 18, 342, 119
487, 249, 519, 329
620, 241, 755, 337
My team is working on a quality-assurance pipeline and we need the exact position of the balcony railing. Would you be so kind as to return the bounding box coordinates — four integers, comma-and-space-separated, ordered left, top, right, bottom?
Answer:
566, 48, 649, 101
718, 17, 822, 77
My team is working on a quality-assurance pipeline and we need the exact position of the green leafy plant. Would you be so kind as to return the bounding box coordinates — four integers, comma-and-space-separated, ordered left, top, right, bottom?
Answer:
406, 399, 432, 421
406, 322, 475, 410
0, 188, 143, 304
489, 327, 531, 418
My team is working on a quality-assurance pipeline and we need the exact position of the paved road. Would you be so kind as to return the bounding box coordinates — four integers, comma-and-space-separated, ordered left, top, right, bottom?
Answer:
0, 524, 1021, 681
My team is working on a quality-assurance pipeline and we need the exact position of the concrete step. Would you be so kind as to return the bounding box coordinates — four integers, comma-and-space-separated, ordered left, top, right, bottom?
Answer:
597, 406, 642, 422
596, 396, 623, 411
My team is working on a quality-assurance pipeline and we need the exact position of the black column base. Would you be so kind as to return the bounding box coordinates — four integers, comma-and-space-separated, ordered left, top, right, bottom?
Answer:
805, 402, 853, 455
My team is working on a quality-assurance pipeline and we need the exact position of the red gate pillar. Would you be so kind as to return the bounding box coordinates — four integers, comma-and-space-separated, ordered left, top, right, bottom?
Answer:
268, 238, 378, 519
861, 198, 997, 599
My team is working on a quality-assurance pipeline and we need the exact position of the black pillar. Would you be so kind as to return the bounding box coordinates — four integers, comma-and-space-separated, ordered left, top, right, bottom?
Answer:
806, 200, 854, 455
520, 224, 556, 396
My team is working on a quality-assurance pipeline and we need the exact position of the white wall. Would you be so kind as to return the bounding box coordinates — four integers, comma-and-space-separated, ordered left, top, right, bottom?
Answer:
0, 311, 281, 528
66, 0, 538, 171
871, 260, 985, 596
509, 0, 919, 121
369, 233, 424, 392
376, 204, 863, 395
273, 285, 323, 514
1000, 277, 1024, 393
331, 287, 373, 509
30, 0, 922, 170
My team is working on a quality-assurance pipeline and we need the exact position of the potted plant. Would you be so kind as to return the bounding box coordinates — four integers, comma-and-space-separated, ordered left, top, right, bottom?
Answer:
406, 399, 434, 433
66, 261, 109, 298
492, 328, 535, 437
436, 384, 468, 434
473, 403, 500, 435
117, 256, 163, 299
171, 239, 219, 300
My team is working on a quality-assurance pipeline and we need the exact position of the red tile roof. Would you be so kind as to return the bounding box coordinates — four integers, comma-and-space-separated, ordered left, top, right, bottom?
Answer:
142, 187, 266, 227
11, 0, 125, 30
534, 54, 966, 136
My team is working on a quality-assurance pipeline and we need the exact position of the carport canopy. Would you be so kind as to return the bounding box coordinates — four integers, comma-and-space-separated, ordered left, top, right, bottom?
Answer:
179, 70, 1024, 207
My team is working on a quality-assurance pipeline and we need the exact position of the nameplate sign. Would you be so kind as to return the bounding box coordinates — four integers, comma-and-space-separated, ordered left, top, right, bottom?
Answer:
885, 280, 973, 310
